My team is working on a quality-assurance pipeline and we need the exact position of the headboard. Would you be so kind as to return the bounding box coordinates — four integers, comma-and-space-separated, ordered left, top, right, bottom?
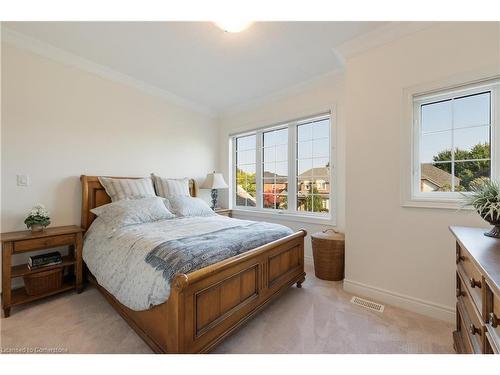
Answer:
80, 175, 196, 231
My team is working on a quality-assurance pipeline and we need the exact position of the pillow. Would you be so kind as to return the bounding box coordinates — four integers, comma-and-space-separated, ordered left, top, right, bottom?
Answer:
99, 177, 156, 202
91, 197, 175, 231
167, 196, 215, 217
151, 174, 190, 198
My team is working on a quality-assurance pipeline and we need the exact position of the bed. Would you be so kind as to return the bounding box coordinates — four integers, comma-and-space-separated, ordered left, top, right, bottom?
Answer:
80, 175, 306, 353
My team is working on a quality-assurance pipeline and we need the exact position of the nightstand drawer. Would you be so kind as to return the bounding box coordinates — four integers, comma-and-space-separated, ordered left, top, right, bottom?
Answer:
14, 234, 75, 253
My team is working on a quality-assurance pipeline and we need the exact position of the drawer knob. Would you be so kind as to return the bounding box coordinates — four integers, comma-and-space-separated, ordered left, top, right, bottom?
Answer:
469, 277, 481, 289
456, 288, 465, 298
456, 254, 465, 264
469, 323, 481, 336
490, 313, 499, 328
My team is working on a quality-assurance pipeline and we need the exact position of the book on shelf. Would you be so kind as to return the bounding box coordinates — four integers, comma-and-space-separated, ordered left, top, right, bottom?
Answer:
28, 251, 63, 269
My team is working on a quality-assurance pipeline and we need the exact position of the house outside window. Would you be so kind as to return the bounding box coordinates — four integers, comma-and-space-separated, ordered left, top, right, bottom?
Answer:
232, 113, 333, 219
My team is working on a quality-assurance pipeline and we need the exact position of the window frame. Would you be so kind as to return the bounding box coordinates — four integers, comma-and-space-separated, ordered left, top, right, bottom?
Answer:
230, 112, 335, 224
410, 79, 500, 205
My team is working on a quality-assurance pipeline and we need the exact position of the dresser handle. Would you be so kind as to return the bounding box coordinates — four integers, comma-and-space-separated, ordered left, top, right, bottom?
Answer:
469, 277, 481, 288
456, 288, 465, 298
490, 313, 499, 328
469, 323, 481, 336
456, 254, 465, 264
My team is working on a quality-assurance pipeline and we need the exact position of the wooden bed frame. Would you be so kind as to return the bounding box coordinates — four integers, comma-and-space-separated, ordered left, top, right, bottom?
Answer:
80, 175, 306, 354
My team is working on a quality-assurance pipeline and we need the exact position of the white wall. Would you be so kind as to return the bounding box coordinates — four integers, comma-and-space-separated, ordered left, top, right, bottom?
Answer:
1, 43, 218, 284
343, 22, 500, 321
217, 71, 346, 261
217, 22, 500, 322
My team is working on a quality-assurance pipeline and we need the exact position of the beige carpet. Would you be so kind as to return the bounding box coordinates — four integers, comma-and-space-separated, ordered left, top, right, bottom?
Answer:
0, 265, 454, 354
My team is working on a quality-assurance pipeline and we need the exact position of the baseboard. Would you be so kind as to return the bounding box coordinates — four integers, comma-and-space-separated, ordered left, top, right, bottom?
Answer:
343, 279, 455, 323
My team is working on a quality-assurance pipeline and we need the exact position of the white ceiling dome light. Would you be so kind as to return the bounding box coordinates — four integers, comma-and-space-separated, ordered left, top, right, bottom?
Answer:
214, 21, 253, 33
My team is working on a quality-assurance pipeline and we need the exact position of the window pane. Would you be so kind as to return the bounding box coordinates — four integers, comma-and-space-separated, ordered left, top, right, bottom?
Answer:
298, 123, 313, 141
421, 131, 452, 163
420, 163, 452, 192
263, 147, 276, 163
454, 160, 491, 192
237, 150, 255, 164
454, 92, 490, 129
277, 194, 288, 210
274, 129, 288, 145
263, 162, 275, 175
237, 135, 256, 151
263, 194, 276, 209
313, 119, 329, 139
276, 144, 287, 162
453, 126, 490, 160
263, 131, 276, 147
313, 138, 329, 158
297, 192, 311, 212
313, 158, 329, 170
312, 177, 330, 194
298, 141, 312, 159
312, 195, 329, 213
275, 161, 288, 177
298, 159, 313, 176
421, 100, 452, 133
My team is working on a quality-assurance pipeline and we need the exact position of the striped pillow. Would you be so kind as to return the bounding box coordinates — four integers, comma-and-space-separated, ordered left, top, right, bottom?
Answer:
98, 177, 156, 202
151, 174, 190, 198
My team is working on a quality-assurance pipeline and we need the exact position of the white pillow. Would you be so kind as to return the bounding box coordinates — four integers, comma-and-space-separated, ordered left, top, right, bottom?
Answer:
167, 196, 215, 217
99, 177, 156, 202
151, 174, 190, 198
91, 197, 175, 231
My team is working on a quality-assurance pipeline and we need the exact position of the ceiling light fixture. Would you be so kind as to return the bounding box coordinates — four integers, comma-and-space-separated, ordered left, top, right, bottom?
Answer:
214, 21, 253, 33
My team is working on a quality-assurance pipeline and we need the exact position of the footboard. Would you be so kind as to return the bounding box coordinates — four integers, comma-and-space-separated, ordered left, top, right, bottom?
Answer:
166, 229, 306, 353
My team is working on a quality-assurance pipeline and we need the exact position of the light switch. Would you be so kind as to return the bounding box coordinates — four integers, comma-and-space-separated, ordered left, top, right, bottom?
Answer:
17, 174, 29, 186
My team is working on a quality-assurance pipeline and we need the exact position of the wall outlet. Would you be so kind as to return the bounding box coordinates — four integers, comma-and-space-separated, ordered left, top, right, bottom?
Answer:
17, 174, 29, 187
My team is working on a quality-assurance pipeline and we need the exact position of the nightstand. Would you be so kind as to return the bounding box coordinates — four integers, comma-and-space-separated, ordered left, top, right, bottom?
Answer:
1, 225, 84, 318
214, 208, 232, 217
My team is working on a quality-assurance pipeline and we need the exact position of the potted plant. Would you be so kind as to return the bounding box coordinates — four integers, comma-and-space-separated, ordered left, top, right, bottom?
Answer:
462, 179, 500, 238
24, 204, 51, 232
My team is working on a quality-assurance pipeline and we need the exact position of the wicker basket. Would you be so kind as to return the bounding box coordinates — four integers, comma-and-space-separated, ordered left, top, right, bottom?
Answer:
311, 229, 345, 281
24, 268, 63, 296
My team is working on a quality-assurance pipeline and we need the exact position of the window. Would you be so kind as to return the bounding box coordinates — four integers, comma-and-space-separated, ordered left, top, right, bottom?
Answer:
412, 79, 499, 201
235, 134, 256, 207
232, 113, 332, 219
262, 128, 288, 209
297, 118, 330, 213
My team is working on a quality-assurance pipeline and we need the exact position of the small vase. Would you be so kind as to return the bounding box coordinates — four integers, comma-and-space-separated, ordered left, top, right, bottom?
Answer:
31, 224, 45, 233
480, 211, 500, 238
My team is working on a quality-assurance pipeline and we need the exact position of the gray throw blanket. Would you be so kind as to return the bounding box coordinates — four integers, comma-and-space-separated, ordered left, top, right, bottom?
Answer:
145, 222, 293, 282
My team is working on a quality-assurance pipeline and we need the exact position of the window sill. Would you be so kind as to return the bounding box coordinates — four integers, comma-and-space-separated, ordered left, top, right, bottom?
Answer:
402, 198, 474, 210
231, 208, 336, 225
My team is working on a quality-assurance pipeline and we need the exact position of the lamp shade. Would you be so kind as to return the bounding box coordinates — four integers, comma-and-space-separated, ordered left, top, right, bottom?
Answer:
201, 172, 228, 189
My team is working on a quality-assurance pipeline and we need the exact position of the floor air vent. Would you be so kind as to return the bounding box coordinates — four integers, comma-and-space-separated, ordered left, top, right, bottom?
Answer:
350, 296, 385, 312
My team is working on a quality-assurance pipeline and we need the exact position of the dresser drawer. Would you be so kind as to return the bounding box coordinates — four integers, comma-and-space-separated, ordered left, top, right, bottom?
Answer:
486, 284, 500, 351
456, 244, 483, 312
457, 272, 484, 352
13, 234, 75, 253
456, 304, 475, 354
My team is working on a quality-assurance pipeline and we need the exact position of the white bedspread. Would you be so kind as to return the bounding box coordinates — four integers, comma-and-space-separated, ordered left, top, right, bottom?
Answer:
83, 215, 264, 310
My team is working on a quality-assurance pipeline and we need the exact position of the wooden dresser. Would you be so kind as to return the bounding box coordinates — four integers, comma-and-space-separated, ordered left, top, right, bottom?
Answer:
450, 226, 500, 354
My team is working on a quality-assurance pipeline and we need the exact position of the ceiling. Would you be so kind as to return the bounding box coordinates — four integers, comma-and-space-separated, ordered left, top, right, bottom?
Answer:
4, 21, 388, 114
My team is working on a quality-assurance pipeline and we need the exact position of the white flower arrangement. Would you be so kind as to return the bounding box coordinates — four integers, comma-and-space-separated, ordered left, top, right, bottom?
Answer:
24, 204, 51, 229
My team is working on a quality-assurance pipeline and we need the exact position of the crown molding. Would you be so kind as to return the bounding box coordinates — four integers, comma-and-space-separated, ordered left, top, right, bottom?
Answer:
1, 27, 216, 118
335, 21, 437, 60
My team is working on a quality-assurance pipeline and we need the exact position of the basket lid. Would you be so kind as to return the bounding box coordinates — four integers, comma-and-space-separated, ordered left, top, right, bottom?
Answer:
312, 229, 345, 241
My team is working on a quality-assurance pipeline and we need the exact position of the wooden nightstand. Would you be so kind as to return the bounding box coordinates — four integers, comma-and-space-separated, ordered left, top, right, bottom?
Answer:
215, 208, 232, 217
1, 225, 84, 318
